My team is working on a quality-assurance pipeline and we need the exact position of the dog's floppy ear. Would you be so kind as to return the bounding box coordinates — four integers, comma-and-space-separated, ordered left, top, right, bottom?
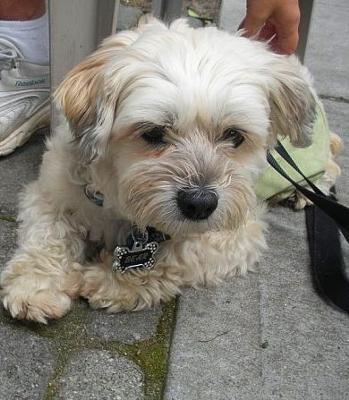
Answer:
54, 30, 139, 160
266, 55, 316, 147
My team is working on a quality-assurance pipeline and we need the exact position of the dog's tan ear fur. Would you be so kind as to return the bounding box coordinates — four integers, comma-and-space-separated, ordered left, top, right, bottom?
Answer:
54, 54, 104, 134
267, 55, 316, 147
54, 30, 139, 160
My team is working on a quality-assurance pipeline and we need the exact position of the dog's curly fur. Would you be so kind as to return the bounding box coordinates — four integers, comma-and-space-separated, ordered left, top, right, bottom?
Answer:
0, 17, 341, 323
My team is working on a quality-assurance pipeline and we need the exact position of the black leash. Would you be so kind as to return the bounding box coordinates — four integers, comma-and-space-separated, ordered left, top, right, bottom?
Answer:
267, 141, 349, 313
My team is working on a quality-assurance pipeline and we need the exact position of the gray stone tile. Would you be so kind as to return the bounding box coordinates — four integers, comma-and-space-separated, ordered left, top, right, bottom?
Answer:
0, 220, 17, 273
323, 99, 349, 271
259, 208, 349, 400
218, 0, 245, 32
58, 350, 144, 400
305, 0, 349, 99
116, 5, 143, 31
0, 130, 46, 216
0, 323, 54, 400
322, 100, 349, 201
88, 306, 162, 344
166, 210, 349, 400
165, 275, 262, 400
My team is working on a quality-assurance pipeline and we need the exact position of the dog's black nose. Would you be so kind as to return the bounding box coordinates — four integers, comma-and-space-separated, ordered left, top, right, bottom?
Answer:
177, 188, 218, 221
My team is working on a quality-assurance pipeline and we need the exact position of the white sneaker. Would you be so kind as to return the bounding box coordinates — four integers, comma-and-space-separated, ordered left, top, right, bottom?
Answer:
0, 38, 50, 156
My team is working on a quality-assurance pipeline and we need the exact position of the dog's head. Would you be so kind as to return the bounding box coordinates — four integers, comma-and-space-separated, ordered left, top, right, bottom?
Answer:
55, 17, 316, 236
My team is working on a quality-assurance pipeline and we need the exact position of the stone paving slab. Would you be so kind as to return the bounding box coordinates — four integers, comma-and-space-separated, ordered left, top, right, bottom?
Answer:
0, 220, 16, 270
117, 4, 143, 31
88, 306, 163, 344
165, 276, 262, 400
322, 99, 349, 200
0, 130, 46, 217
165, 100, 349, 399
0, 323, 55, 400
258, 209, 349, 400
323, 99, 349, 269
218, 0, 245, 32
305, 0, 349, 99
58, 350, 144, 400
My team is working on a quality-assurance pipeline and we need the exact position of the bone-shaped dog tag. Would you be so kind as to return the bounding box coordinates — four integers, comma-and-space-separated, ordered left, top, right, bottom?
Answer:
112, 241, 158, 273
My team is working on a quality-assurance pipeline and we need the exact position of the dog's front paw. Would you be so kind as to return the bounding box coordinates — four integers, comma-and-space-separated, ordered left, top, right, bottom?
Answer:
1, 283, 72, 324
80, 266, 139, 312
80, 253, 169, 313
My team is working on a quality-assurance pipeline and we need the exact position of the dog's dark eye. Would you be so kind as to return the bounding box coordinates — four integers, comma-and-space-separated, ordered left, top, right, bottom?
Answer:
141, 127, 166, 145
223, 128, 245, 148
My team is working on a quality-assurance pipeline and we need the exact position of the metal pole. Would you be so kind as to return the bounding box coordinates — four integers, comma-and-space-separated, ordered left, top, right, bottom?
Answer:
152, 0, 183, 22
297, 0, 314, 62
49, 0, 119, 127
97, 0, 120, 45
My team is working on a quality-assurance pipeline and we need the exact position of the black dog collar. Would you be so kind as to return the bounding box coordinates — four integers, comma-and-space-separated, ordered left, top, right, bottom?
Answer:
113, 226, 170, 273
84, 185, 170, 273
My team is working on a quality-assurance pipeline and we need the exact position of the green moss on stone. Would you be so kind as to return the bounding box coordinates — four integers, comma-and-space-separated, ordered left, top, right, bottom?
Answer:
82, 298, 178, 400
123, 298, 178, 400
0, 215, 16, 223
44, 344, 74, 400
42, 301, 90, 400
0, 294, 178, 400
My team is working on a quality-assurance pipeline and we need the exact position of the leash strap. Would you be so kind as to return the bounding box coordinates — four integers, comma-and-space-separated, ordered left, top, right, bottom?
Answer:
267, 141, 349, 313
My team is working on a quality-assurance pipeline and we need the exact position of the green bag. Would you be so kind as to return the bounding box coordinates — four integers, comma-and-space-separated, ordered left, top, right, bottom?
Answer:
255, 100, 330, 201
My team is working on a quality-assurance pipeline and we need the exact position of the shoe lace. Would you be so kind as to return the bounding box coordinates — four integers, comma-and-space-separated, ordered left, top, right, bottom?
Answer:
0, 48, 18, 71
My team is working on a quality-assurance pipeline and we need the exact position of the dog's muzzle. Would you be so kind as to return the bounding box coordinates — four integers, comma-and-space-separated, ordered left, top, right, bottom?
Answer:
177, 187, 218, 221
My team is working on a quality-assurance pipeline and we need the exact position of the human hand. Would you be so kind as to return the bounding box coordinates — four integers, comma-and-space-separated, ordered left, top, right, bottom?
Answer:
240, 0, 300, 55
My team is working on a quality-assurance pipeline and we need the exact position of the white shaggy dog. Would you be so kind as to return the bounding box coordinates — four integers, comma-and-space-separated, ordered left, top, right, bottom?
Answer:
0, 17, 328, 323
